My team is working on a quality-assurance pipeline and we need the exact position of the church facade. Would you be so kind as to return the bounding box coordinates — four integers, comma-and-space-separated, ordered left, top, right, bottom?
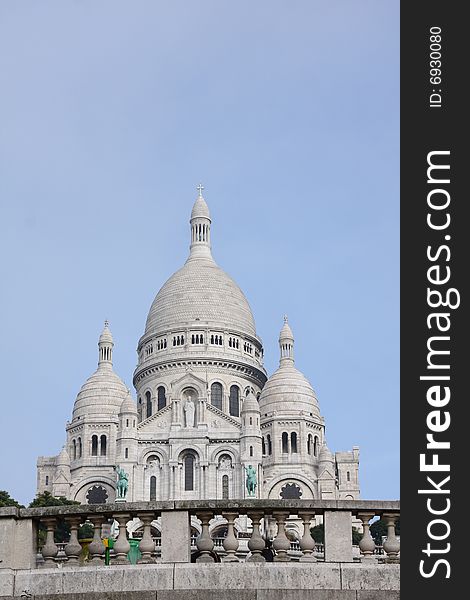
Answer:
37, 189, 360, 505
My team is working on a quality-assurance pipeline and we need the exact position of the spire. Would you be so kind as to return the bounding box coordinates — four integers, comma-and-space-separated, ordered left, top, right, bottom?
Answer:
98, 320, 114, 369
189, 183, 213, 261
279, 315, 294, 366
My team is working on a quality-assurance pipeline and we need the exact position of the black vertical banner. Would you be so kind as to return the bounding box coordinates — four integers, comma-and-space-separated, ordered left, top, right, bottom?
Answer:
401, 2, 466, 597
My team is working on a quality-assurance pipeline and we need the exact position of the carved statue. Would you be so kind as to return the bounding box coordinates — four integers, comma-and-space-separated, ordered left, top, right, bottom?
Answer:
184, 396, 195, 427
245, 464, 257, 497
114, 465, 129, 500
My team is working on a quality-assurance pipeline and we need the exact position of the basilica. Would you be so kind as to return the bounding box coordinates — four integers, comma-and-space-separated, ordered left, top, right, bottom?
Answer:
37, 188, 360, 505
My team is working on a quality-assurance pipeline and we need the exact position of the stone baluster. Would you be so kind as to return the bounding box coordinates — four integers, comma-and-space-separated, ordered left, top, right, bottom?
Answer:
247, 512, 265, 562
64, 517, 83, 565
272, 511, 291, 562
112, 513, 131, 565
222, 512, 239, 562
138, 512, 156, 564
357, 512, 376, 563
299, 512, 316, 562
382, 513, 400, 563
88, 516, 106, 565
41, 517, 59, 566
196, 511, 214, 563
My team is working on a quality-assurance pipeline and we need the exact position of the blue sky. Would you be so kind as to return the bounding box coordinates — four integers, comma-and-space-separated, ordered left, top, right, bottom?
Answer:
0, 1, 399, 505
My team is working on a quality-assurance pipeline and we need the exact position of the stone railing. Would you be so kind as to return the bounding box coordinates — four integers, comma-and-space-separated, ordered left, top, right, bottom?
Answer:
0, 500, 399, 570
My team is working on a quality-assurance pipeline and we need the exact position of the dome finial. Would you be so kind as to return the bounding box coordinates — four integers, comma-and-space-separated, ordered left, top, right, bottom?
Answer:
197, 182, 204, 198
279, 316, 294, 365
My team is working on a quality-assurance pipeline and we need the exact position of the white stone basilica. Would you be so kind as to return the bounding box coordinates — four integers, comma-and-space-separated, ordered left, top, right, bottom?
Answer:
37, 189, 360, 506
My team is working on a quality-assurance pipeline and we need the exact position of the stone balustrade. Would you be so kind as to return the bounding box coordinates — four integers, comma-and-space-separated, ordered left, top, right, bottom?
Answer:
0, 500, 399, 571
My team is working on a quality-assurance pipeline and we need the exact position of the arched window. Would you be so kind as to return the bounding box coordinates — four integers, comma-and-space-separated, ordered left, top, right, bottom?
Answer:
150, 476, 157, 501
282, 432, 289, 453
249, 445, 253, 457
184, 454, 195, 491
229, 385, 240, 417
347, 471, 351, 482
125, 447, 129, 459
157, 386, 166, 411
72, 439, 76, 460
307, 434, 312, 455
222, 474, 229, 499
78, 437, 82, 458
100, 435, 107, 456
45, 475, 49, 486
146, 391, 152, 418
314, 436, 319, 457
291, 432, 298, 453
262, 437, 266, 455
91, 435, 98, 457
126, 419, 129, 427
211, 382, 223, 410
267, 434, 272, 455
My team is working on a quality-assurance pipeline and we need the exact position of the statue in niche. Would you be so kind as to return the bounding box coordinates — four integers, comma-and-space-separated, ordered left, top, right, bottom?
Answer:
184, 395, 195, 427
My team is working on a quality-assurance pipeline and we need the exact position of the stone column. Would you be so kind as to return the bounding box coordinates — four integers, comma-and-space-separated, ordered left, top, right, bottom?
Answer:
64, 517, 83, 565
382, 513, 400, 563
247, 512, 265, 562
161, 510, 191, 563
196, 511, 214, 563
88, 516, 106, 565
357, 512, 376, 563
112, 514, 130, 565
222, 512, 239, 562
41, 518, 58, 566
272, 511, 290, 562
324, 511, 353, 562
299, 512, 316, 562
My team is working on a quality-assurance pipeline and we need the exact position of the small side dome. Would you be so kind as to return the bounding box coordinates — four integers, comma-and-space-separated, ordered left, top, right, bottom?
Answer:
72, 325, 129, 421
56, 445, 70, 466
259, 318, 320, 418
242, 391, 260, 414
318, 443, 335, 464
119, 391, 138, 415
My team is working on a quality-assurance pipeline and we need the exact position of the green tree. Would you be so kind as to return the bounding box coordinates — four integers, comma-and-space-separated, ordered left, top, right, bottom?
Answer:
0, 490, 24, 508
29, 491, 79, 508
352, 527, 362, 545
310, 524, 324, 544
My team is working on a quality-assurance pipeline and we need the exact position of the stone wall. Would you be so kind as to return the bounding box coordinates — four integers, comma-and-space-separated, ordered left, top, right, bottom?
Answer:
0, 563, 399, 600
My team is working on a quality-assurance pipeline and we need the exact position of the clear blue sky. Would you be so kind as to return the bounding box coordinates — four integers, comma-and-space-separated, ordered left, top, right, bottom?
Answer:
0, 1, 399, 505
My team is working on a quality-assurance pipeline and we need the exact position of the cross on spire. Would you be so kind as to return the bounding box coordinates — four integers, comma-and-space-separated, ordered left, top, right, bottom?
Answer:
197, 183, 204, 198
284, 315, 288, 323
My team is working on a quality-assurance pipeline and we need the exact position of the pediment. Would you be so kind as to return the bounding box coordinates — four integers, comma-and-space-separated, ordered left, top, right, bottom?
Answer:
170, 372, 207, 397
206, 403, 241, 430
317, 467, 335, 480
54, 471, 70, 484
138, 404, 172, 432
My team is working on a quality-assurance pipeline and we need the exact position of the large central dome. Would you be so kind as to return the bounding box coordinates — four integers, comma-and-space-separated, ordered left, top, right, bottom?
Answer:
145, 256, 256, 337
142, 190, 257, 341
